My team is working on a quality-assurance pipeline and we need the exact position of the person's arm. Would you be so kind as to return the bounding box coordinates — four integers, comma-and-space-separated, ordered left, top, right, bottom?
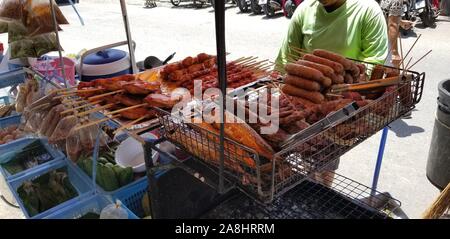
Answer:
360, 10, 388, 65
275, 10, 303, 72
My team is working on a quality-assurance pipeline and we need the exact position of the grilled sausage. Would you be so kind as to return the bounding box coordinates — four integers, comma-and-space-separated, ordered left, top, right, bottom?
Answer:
285, 63, 324, 82
303, 54, 344, 74
312, 49, 352, 70
281, 84, 325, 104
284, 75, 322, 91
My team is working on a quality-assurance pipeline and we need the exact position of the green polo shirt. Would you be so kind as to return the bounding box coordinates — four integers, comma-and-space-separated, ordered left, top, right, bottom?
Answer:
276, 0, 388, 69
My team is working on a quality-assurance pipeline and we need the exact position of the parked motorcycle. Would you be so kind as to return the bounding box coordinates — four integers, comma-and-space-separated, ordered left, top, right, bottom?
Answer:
251, 0, 263, 14
282, 0, 302, 18
171, 0, 207, 8
259, 0, 283, 17
403, 0, 438, 27
236, 0, 251, 12
211, 0, 236, 9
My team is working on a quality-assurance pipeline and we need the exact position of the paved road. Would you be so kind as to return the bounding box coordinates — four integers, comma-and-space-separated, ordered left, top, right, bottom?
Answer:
1, 1, 448, 219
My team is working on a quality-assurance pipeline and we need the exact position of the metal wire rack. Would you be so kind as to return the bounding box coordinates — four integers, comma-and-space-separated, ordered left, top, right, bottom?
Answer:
202, 172, 400, 219
155, 64, 425, 203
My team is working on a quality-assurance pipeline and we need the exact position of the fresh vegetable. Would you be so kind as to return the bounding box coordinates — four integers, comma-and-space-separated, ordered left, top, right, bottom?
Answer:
17, 168, 78, 217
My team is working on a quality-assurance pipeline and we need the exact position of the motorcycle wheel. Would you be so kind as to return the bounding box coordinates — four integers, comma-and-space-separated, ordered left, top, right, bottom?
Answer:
251, 0, 262, 14
171, 0, 181, 6
263, 3, 275, 17
194, 0, 204, 8
420, 4, 437, 27
237, 0, 249, 12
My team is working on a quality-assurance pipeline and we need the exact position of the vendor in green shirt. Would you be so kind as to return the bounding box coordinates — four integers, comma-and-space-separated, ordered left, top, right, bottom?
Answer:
275, 0, 388, 186
276, 0, 388, 68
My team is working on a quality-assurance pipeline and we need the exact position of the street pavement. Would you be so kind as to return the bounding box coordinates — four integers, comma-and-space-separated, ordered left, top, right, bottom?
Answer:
0, 1, 448, 219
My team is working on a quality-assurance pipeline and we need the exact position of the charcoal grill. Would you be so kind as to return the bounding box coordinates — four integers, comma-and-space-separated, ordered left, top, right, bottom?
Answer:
116, 0, 423, 219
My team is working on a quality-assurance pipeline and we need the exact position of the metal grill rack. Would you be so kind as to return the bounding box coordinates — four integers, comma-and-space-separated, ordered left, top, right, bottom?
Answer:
154, 65, 425, 203
202, 172, 400, 219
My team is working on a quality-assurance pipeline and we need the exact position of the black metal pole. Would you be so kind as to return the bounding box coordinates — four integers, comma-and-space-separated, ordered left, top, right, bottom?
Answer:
214, 0, 227, 194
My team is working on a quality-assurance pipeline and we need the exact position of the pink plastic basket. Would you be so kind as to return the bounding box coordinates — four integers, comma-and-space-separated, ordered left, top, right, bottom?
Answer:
33, 57, 76, 86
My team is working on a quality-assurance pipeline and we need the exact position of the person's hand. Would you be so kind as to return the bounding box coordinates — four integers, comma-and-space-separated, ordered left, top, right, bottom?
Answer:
391, 54, 402, 68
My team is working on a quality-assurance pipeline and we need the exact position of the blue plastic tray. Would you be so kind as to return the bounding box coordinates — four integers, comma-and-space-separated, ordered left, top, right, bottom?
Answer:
0, 68, 26, 89
0, 138, 65, 180
107, 177, 148, 218
7, 160, 94, 219
44, 194, 138, 219
0, 114, 21, 128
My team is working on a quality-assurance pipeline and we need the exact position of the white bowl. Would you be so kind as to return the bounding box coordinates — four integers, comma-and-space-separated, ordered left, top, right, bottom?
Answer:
115, 133, 159, 173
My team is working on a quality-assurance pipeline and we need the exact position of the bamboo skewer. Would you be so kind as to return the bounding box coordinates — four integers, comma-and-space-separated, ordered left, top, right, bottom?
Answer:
399, 34, 405, 71
73, 114, 120, 131
113, 115, 148, 134
330, 76, 408, 93
88, 89, 124, 101
60, 100, 102, 115
400, 34, 422, 66
404, 57, 413, 71
232, 56, 255, 64
106, 103, 148, 115
407, 50, 432, 70
235, 57, 258, 66
54, 93, 76, 99
74, 103, 115, 117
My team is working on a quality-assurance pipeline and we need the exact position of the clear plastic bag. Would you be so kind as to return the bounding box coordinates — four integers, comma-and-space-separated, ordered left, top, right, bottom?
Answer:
49, 115, 78, 148
22, 0, 68, 36
23, 102, 52, 133
0, 0, 24, 21
100, 200, 128, 219
66, 126, 82, 162
10, 32, 59, 59
0, 19, 8, 33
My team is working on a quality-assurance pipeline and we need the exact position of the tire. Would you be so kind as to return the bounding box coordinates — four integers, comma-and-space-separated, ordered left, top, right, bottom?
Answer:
171, 0, 181, 6
251, 0, 262, 14
194, 0, 204, 8
420, 2, 436, 27
237, 0, 249, 12
263, 3, 275, 17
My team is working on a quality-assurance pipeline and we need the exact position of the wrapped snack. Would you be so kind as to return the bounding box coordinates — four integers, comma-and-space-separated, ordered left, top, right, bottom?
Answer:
66, 126, 82, 162
15, 83, 29, 113
7, 20, 28, 42
0, 0, 23, 21
0, 19, 8, 33
25, 76, 39, 106
48, 115, 79, 144
22, 0, 68, 36
10, 33, 59, 59
23, 102, 52, 133
43, 104, 64, 138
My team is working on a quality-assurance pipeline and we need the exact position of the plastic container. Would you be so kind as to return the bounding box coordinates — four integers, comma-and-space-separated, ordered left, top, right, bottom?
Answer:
33, 57, 76, 87
107, 176, 148, 218
0, 138, 65, 180
44, 194, 138, 219
0, 114, 21, 128
0, 68, 27, 89
427, 79, 450, 190
7, 160, 94, 219
0, 114, 31, 149
78, 49, 131, 82
115, 132, 159, 173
